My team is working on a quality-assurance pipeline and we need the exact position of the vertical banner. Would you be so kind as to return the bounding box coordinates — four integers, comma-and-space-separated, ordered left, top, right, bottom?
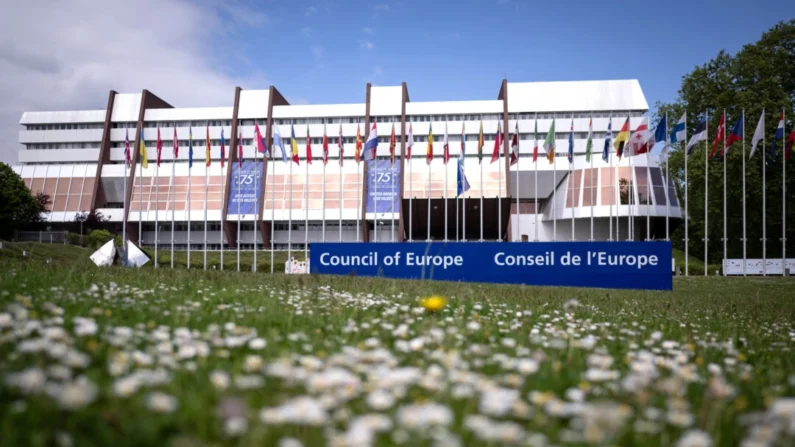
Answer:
227, 160, 262, 215
366, 158, 401, 216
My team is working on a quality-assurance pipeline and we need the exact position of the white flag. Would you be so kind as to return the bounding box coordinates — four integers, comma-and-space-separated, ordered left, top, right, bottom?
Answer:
749, 111, 765, 159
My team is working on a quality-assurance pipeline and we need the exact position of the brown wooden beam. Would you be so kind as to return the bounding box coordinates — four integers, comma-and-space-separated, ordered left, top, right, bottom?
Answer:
221, 87, 242, 248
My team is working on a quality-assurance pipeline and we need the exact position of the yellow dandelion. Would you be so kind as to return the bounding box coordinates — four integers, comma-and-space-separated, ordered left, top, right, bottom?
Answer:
420, 296, 447, 312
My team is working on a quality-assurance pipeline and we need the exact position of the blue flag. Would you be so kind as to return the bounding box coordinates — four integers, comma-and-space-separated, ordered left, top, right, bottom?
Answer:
188, 127, 194, 168
602, 119, 612, 162
654, 115, 667, 143
567, 119, 574, 163
456, 156, 470, 197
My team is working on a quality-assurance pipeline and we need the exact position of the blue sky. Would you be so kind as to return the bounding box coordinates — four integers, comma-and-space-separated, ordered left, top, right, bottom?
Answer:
223, 0, 793, 108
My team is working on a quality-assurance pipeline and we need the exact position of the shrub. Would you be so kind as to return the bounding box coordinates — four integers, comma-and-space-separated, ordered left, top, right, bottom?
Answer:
87, 229, 115, 249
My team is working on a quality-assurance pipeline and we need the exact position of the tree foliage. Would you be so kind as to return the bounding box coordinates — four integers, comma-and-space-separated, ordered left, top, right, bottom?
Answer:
655, 20, 795, 262
0, 162, 49, 239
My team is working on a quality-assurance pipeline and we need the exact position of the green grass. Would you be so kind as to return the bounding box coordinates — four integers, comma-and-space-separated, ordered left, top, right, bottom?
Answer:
0, 245, 794, 446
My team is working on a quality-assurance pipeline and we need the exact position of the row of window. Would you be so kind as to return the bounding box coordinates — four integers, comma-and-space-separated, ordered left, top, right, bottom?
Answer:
509, 111, 645, 120
27, 142, 101, 150
142, 222, 223, 232
25, 123, 104, 131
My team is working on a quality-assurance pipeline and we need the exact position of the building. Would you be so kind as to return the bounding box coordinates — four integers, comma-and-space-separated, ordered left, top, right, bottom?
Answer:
11, 79, 682, 251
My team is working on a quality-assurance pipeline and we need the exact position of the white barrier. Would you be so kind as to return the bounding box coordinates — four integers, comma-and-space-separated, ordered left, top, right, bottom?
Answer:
285, 258, 310, 275
723, 259, 795, 276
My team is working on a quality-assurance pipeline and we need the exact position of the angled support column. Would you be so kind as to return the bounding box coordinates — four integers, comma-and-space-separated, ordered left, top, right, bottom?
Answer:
221, 87, 243, 248
90, 90, 117, 211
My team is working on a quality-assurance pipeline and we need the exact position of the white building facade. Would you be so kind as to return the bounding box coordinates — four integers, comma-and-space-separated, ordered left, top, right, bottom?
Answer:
12, 80, 682, 249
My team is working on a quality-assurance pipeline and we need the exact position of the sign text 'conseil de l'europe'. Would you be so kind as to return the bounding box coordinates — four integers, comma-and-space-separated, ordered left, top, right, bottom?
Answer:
309, 242, 673, 291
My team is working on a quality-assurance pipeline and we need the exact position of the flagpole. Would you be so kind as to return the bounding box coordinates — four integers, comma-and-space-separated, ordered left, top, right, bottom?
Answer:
629, 125, 634, 241
237, 160, 241, 272
187, 152, 191, 270
204, 166, 208, 271
762, 109, 766, 276
391, 150, 395, 242
445, 125, 448, 242
570, 114, 574, 241
288, 156, 293, 265
590, 114, 594, 241
304, 143, 309, 261
742, 110, 746, 276
782, 108, 787, 270
323, 152, 327, 244
516, 125, 520, 242
123, 153, 128, 265
534, 114, 539, 242
155, 157, 159, 268
463, 153, 467, 241
374, 152, 379, 243
609, 114, 613, 241
339, 154, 343, 242
356, 161, 361, 242
480, 140, 484, 242
704, 110, 709, 277
723, 109, 727, 271
171, 133, 176, 269
684, 110, 689, 276
665, 111, 670, 241
646, 153, 651, 240
219, 157, 224, 271
139, 152, 143, 250
615, 147, 619, 241
498, 125, 503, 242
272, 151, 278, 274
782, 108, 787, 273
409, 144, 413, 241
428, 154, 432, 242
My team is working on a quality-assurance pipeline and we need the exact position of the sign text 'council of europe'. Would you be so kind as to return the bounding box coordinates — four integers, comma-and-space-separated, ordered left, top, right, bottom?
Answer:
310, 242, 673, 291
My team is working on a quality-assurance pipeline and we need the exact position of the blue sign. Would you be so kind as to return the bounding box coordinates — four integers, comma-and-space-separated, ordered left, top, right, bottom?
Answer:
366, 159, 401, 214
227, 160, 262, 214
310, 242, 673, 291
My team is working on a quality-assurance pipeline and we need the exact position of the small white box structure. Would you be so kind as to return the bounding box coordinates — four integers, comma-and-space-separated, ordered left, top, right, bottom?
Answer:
723, 259, 795, 276
90, 240, 116, 267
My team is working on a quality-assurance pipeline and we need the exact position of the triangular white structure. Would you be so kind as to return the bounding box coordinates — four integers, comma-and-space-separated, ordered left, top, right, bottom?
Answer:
124, 241, 150, 268
89, 240, 116, 267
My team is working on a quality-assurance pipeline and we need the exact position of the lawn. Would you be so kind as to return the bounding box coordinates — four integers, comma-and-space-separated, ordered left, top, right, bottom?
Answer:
0, 244, 793, 446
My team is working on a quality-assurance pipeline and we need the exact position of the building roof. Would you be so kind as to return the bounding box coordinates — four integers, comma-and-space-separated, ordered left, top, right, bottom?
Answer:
507, 80, 648, 113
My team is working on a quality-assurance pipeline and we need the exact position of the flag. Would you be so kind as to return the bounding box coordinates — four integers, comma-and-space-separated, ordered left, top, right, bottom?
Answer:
457, 149, 471, 197
443, 122, 450, 164
188, 127, 193, 168
749, 112, 764, 159
290, 125, 300, 165
124, 129, 131, 168
389, 123, 396, 164
337, 124, 344, 166
544, 120, 556, 165
628, 117, 652, 157
567, 118, 574, 163
709, 111, 726, 159
602, 119, 612, 163
272, 125, 287, 163
305, 126, 313, 164
205, 126, 211, 167
510, 122, 519, 165
355, 124, 363, 163
407, 123, 414, 158
460, 122, 466, 161
237, 130, 243, 168
671, 113, 686, 143
139, 134, 149, 169
686, 117, 707, 155
786, 130, 795, 160
490, 121, 502, 163
584, 117, 593, 163
654, 115, 667, 143
254, 123, 268, 155
322, 124, 329, 165
532, 120, 539, 162
173, 127, 179, 159
220, 128, 226, 168
156, 126, 162, 167
725, 114, 743, 150
770, 111, 785, 160
613, 117, 630, 159
426, 123, 434, 165
364, 122, 377, 161
477, 121, 484, 164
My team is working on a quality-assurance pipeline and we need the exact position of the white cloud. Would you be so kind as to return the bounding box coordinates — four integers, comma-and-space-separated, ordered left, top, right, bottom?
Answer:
362, 27, 373, 35
305, 6, 318, 16
358, 40, 375, 50
0, 0, 268, 164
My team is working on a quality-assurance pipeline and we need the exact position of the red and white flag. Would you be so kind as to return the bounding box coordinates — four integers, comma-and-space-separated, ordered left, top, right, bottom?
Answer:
406, 123, 414, 158
509, 121, 519, 165
156, 126, 163, 167
322, 124, 329, 165
338, 124, 344, 167
628, 118, 652, 157
172, 127, 178, 159
442, 122, 450, 164
709, 111, 726, 159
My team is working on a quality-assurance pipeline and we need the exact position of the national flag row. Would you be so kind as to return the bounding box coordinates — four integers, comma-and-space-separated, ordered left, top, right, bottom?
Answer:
122, 114, 795, 171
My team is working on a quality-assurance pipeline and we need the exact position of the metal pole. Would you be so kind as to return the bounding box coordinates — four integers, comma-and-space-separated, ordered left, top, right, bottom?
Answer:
204, 168, 208, 270
155, 161, 159, 268
782, 108, 787, 273
356, 161, 361, 242
516, 122, 520, 242
427, 156, 432, 241
122, 157, 127, 265
665, 111, 670, 241
272, 152, 278, 273
498, 124, 502, 242
535, 113, 539, 242
139, 155, 143, 248
237, 160, 241, 272
684, 110, 689, 276
288, 158, 293, 265
723, 109, 727, 271
553, 143, 557, 242
171, 137, 176, 269
253, 151, 259, 272
409, 136, 413, 241
187, 158, 191, 269
480, 145, 484, 242
339, 156, 343, 242
742, 110, 746, 275
445, 127, 448, 242
323, 147, 326, 244
763, 110, 767, 276
304, 145, 309, 261
590, 114, 594, 241
570, 115, 574, 241
609, 114, 613, 241
704, 111, 709, 276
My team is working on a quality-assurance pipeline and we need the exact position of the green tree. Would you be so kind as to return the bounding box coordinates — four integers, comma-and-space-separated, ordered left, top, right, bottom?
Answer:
0, 162, 49, 239
655, 20, 794, 263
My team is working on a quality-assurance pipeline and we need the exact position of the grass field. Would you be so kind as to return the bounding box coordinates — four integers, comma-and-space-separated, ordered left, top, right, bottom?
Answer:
0, 244, 794, 446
